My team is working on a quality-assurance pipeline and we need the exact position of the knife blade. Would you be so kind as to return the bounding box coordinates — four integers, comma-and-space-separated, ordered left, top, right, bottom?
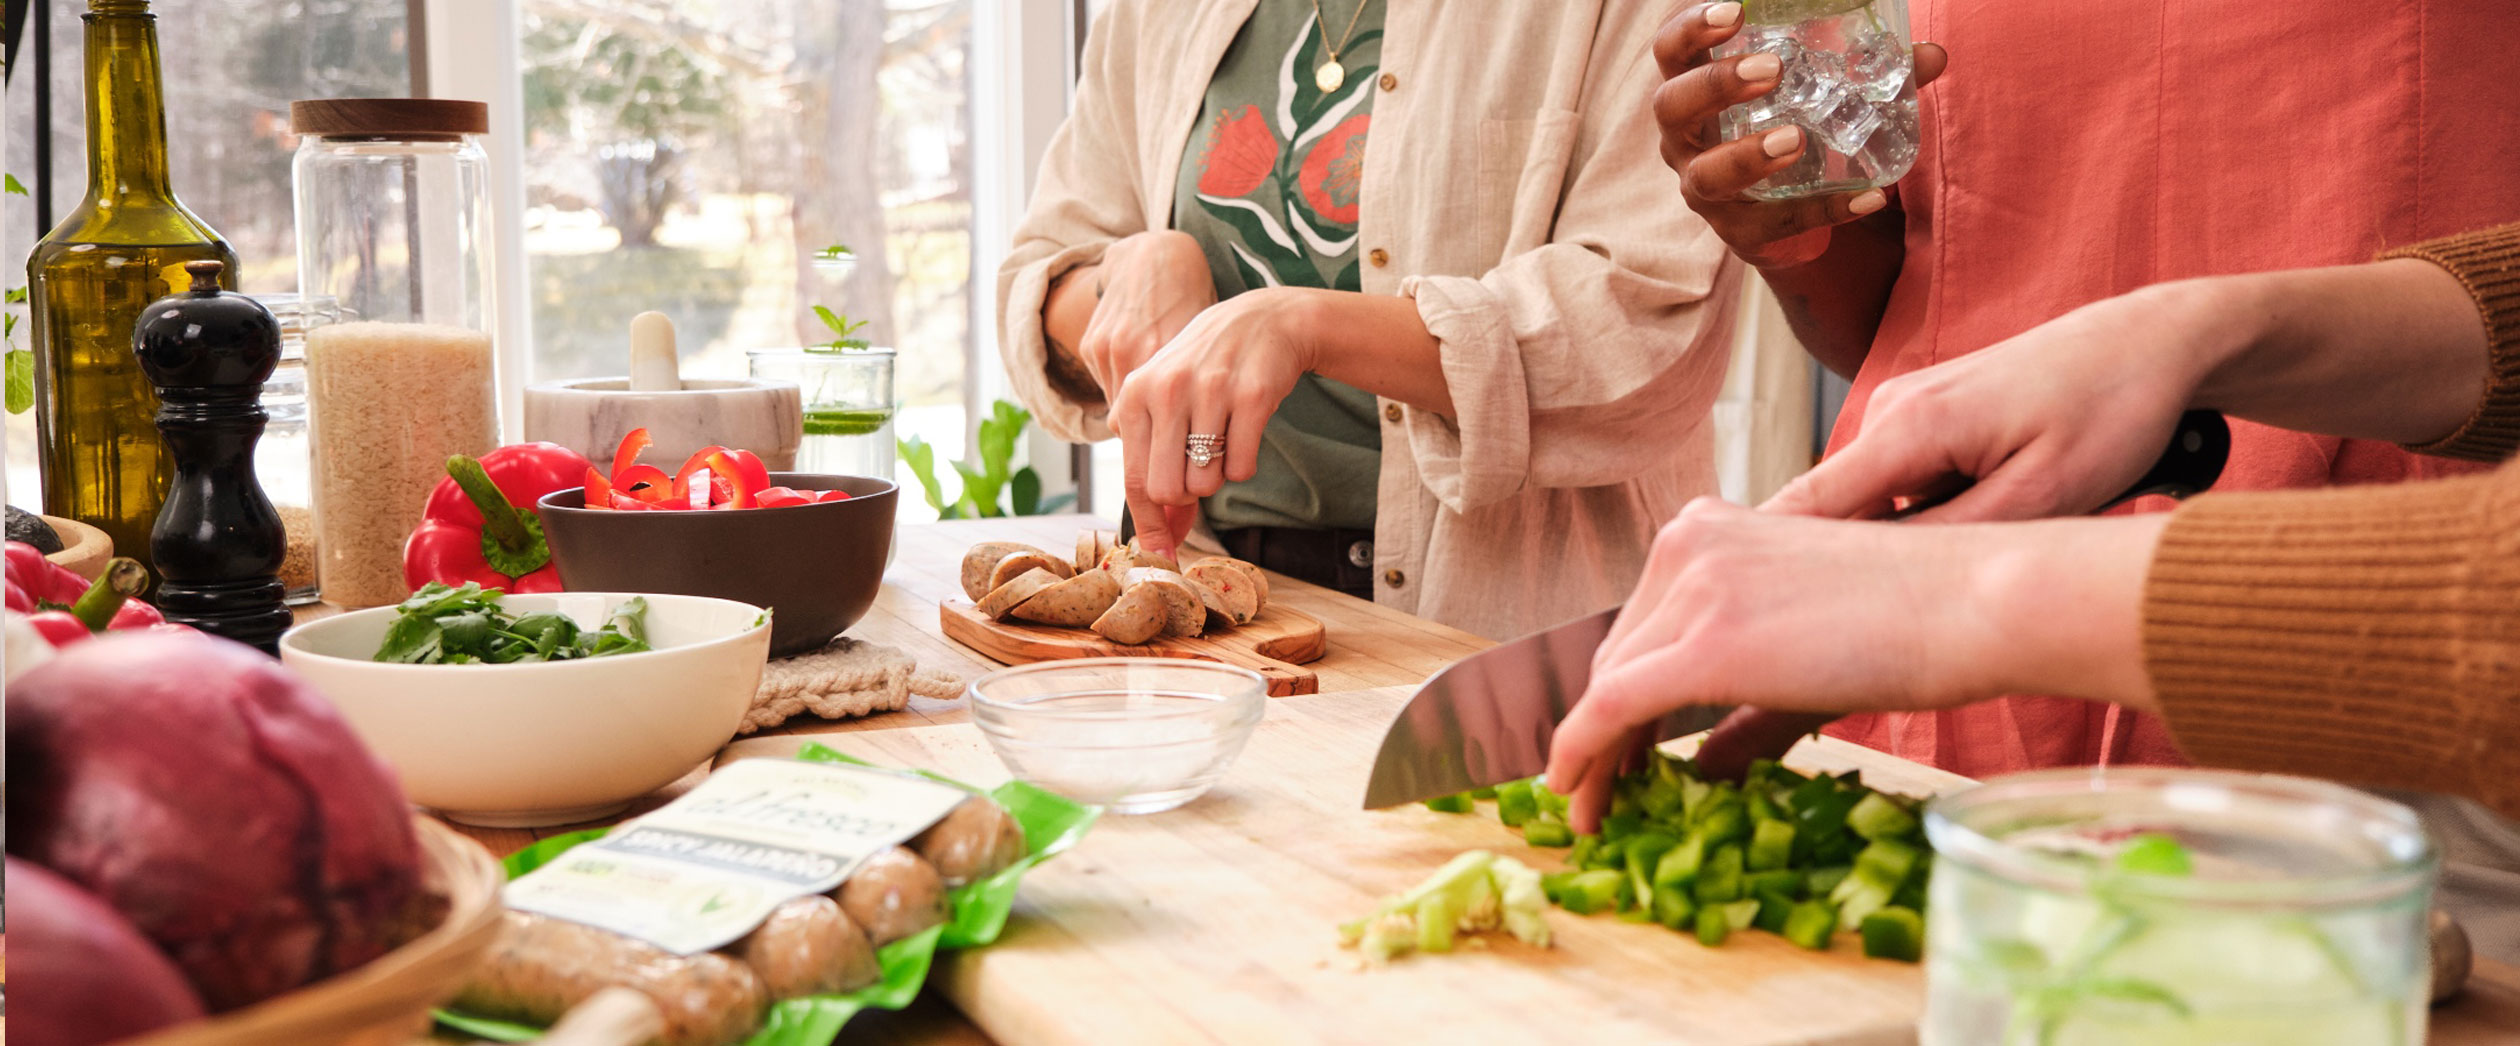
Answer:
1360, 410, 2231, 808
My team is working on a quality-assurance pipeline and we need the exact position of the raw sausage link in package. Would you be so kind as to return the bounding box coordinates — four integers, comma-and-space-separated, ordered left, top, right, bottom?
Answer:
438, 746, 1096, 1046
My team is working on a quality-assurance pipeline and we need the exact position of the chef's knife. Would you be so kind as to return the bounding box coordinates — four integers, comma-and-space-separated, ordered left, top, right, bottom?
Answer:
1361, 410, 2230, 808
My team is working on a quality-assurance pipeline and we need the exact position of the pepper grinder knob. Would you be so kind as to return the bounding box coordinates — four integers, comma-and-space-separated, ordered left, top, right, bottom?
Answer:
132, 259, 293, 653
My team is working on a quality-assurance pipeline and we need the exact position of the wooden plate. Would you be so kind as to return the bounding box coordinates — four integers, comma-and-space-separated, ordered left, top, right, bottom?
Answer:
940, 598, 1328, 695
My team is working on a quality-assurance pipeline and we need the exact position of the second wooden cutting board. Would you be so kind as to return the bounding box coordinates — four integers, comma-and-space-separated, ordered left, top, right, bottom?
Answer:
734, 686, 1971, 1046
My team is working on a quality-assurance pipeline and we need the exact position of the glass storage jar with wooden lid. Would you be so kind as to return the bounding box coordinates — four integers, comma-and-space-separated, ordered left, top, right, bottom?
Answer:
293, 98, 499, 607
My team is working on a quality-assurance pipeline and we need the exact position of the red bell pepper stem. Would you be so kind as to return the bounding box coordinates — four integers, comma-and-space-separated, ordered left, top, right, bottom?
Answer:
448, 454, 539, 554
71, 557, 150, 632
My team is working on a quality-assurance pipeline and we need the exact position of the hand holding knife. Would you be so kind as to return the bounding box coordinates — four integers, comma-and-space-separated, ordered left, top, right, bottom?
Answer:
1361, 410, 2231, 810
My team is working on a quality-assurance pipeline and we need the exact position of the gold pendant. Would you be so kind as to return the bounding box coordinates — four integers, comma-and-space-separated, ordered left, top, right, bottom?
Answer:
1316, 59, 1345, 93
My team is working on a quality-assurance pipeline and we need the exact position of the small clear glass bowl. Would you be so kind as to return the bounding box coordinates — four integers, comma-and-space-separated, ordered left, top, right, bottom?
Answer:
968, 659, 1267, 815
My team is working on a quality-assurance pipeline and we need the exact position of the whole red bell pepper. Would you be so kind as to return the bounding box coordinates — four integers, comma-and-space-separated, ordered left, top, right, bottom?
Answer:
402, 441, 594, 594
4, 547, 175, 647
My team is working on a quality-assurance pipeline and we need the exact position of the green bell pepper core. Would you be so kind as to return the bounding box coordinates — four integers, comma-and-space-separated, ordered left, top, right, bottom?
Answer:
1559, 869, 1629, 915
1748, 818, 1797, 872
1692, 844, 1746, 905
1424, 792, 1475, 814
1847, 791, 1921, 841
1651, 883, 1697, 930
1783, 900, 1839, 950
1417, 891, 1460, 953
1521, 820, 1575, 848
1496, 779, 1538, 827
1652, 832, 1708, 889
1859, 906, 1924, 962
1693, 904, 1732, 946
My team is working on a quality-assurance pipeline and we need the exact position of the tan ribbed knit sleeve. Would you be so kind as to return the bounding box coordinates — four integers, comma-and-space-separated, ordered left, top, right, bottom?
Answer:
2142, 462, 2520, 818
2378, 220, 2520, 462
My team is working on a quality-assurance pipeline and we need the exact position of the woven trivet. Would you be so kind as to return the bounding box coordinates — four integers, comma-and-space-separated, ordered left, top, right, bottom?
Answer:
742, 637, 967, 734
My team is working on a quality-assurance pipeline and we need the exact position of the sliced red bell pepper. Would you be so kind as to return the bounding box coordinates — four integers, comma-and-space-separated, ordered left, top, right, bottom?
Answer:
403, 442, 593, 593
612, 427, 654, 480
703, 452, 757, 509
584, 465, 615, 509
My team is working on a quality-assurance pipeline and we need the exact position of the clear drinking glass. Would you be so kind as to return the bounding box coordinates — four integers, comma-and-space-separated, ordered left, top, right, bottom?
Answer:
746, 348, 897, 480
247, 293, 339, 605
1715, 0, 1921, 200
293, 98, 499, 606
1921, 768, 2436, 1046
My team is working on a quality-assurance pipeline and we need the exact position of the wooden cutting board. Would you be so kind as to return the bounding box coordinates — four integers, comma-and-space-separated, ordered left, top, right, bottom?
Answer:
736, 686, 1969, 1046
724, 686, 2520, 1046
939, 599, 1328, 696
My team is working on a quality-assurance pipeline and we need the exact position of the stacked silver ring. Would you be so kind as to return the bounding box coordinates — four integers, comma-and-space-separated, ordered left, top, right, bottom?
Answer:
1185, 433, 1226, 468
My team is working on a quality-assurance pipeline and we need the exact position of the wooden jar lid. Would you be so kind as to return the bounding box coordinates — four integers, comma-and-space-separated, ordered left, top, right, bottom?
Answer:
290, 98, 487, 139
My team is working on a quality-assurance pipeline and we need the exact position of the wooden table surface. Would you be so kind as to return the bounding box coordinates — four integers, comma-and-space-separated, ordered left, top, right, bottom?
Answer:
351, 515, 2519, 1044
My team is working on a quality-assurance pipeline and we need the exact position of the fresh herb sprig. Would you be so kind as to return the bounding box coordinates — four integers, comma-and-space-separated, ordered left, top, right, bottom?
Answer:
373, 582, 653, 664
810, 306, 872, 352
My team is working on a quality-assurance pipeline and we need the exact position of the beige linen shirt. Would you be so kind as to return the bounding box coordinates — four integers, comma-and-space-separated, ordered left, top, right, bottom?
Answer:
998, 0, 1741, 640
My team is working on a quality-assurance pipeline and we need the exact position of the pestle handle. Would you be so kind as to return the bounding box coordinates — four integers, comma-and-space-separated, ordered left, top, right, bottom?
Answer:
627, 311, 681, 392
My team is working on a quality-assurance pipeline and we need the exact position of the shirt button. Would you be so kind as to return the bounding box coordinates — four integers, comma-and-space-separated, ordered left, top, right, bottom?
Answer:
1378, 72, 1398, 91
1383, 568, 1406, 588
1347, 541, 1375, 568
1368, 248, 1389, 268
1383, 402, 1403, 423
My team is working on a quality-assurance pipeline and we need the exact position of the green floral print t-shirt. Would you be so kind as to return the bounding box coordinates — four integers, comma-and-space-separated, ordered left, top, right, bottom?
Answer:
1170, 0, 1385, 532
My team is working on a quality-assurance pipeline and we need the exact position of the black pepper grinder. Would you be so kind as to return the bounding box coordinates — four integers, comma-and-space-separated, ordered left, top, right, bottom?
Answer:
133, 260, 292, 653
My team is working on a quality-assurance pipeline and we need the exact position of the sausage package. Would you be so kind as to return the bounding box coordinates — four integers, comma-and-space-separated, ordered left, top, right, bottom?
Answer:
504, 759, 973, 955
439, 745, 1097, 1045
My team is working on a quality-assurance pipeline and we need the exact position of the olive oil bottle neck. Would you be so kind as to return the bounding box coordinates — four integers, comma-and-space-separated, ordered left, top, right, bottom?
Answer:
82, 3, 177, 203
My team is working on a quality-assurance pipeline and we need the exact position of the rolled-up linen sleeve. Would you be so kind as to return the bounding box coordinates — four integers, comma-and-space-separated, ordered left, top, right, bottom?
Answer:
1398, 50, 1740, 514
996, 1, 1153, 445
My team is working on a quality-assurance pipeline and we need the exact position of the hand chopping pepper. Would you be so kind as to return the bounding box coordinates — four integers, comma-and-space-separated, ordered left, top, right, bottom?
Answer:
582, 427, 851, 510
5, 543, 175, 647
403, 441, 594, 593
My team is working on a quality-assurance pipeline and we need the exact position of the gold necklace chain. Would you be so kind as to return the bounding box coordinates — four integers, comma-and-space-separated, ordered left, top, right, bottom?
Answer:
1306, 0, 1370, 93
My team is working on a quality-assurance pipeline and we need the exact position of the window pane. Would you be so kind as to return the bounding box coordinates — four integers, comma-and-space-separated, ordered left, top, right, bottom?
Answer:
516, 0, 974, 515
4, 0, 409, 510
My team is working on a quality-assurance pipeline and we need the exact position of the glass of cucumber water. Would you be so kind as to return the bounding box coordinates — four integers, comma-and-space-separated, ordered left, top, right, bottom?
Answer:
748, 347, 897, 481
1715, 0, 1922, 200
1922, 768, 2436, 1046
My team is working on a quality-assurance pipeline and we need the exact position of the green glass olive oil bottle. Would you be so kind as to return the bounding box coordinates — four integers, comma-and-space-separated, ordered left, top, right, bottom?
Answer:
27, 0, 239, 574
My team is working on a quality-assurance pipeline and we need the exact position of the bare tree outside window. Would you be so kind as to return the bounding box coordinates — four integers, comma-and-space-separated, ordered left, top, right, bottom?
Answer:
518, 0, 975, 470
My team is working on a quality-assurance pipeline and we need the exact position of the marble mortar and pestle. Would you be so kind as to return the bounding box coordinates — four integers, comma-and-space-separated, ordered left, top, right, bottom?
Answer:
524, 312, 804, 470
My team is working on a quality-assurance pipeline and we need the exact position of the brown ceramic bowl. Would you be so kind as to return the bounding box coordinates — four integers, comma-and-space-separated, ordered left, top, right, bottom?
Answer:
538, 473, 896, 657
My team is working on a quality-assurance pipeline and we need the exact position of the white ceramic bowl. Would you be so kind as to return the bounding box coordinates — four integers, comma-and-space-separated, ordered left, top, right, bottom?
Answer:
279, 592, 770, 828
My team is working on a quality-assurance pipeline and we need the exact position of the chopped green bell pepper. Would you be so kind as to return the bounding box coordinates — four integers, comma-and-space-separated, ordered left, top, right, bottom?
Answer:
1424, 792, 1474, 814
1847, 791, 1921, 841
1521, 820, 1575, 848
1858, 905, 1924, 962
1748, 818, 1797, 872
1495, 778, 1538, 827
1783, 900, 1839, 950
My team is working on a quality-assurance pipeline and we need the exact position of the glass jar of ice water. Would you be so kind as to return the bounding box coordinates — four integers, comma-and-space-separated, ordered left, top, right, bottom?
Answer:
1716, 0, 1921, 200
1921, 769, 2436, 1046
